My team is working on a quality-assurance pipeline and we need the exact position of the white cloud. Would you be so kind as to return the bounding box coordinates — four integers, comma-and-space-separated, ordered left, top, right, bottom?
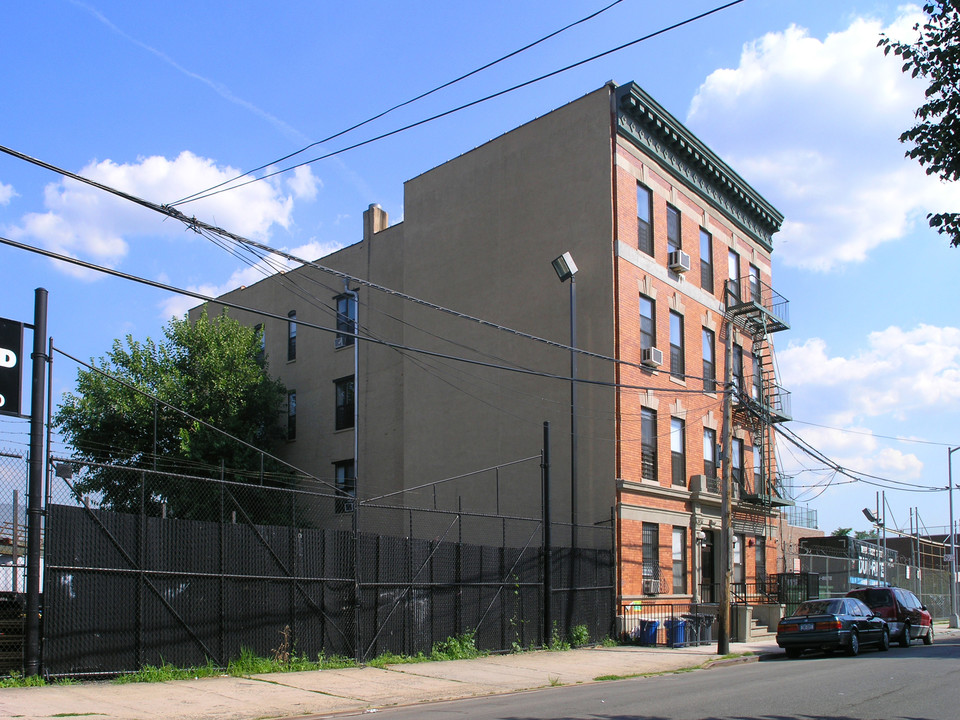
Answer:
0, 181, 15, 205
286, 165, 321, 201
6, 152, 319, 276
688, 9, 960, 271
779, 324, 960, 421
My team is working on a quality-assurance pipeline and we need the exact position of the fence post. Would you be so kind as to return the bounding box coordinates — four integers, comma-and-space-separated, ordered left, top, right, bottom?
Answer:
542, 422, 552, 647
25, 287, 48, 678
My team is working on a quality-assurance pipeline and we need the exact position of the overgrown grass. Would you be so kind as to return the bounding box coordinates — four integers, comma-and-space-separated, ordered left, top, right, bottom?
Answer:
113, 631, 486, 683
0, 671, 79, 688
23, 626, 627, 686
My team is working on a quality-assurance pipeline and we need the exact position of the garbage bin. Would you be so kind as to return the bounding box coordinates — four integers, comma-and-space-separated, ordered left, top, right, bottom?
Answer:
664, 618, 687, 647
633, 619, 659, 645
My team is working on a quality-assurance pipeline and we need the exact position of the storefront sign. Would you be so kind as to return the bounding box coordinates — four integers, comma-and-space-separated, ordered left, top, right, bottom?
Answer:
0, 317, 23, 416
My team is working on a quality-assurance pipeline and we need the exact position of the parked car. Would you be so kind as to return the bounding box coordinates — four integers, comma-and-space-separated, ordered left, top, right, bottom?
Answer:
777, 597, 889, 658
845, 586, 933, 647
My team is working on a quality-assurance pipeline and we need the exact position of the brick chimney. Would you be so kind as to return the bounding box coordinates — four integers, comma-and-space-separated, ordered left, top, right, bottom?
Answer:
363, 203, 388, 242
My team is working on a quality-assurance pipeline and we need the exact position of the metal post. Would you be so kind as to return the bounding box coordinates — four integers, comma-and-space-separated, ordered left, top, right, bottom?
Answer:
882, 491, 887, 584
949, 446, 959, 628
542, 422, 552, 646
718, 323, 732, 654
569, 276, 577, 549
24, 287, 48, 677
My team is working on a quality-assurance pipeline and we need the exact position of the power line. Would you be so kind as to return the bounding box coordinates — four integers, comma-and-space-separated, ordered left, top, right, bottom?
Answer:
775, 424, 943, 494
0, 143, 726, 389
172, 0, 628, 206
0, 234, 719, 396
172, 0, 746, 206
790, 418, 958, 448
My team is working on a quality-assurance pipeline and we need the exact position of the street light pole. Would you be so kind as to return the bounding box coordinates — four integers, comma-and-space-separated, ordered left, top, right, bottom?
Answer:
949, 446, 959, 628
552, 252, 579, 548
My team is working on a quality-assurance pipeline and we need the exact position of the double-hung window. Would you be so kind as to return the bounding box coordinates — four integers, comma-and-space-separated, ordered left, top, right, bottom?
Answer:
702, 328, 715, 393
334, 460, 356, 514
733, 343, 745, 395
335, 376, 355, 430
642, 523, 660, 581
335, 293, 357, 348
287, 311, 297, 361
749, 264, 761, 304
670, 417, 685, 487
703, 427, 717, 480
641, 408, 657, 481
639, 295, 655, 352
672, 527, 687, 594
667, 205, 681, 256
752, 350, 763, 402
669, 311, 684, 380
727, 250, 741, 305
732, 437, 744, 490
637, 184, 653, 257
700, 229, 714, 294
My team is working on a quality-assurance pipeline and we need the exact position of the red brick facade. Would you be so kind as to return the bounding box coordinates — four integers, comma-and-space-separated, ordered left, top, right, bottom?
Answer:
610, 132, 782, 602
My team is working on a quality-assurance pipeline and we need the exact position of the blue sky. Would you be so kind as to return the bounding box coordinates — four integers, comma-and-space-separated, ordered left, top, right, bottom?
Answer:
2, 0, 958, 537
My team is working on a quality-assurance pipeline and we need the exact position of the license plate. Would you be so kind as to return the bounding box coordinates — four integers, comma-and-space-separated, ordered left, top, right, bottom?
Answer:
799, 623, 814, 631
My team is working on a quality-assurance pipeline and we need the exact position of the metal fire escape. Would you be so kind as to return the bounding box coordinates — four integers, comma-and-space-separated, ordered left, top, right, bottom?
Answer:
726, 275, 792, 534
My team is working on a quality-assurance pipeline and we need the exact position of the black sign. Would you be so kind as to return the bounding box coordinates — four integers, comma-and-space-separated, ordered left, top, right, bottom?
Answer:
0, 317, 23, 416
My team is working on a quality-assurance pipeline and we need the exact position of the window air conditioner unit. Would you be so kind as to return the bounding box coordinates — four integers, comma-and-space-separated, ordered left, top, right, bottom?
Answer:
641, 347, 664, 368
668, 250, 691, 273
335, 334, 347, 349
642, 579, 661, 595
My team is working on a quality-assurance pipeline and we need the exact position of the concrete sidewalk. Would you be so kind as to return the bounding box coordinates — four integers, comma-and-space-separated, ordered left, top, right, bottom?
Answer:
0, 639, 781, 720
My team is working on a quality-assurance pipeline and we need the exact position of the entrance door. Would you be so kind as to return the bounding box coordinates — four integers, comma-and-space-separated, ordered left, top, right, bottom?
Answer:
700, 531, 716, 602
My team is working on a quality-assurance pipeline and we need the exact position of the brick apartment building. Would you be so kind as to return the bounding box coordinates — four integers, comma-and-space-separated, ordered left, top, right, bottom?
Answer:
202, 81, 793, 605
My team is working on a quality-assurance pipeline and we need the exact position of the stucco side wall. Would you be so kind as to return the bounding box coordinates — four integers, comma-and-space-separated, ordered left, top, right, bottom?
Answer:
397, 86, 619, 536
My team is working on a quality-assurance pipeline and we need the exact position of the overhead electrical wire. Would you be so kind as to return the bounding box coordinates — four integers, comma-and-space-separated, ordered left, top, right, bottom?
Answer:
790, 419, 957, 448
0, 234, 716, 396
0, 143, 725, 390
172, 0, 629, 206
774, 423, 943, 494
171, 0, 746, 206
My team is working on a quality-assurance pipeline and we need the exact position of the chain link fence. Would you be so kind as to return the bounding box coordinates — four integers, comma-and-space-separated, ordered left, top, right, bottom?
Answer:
0, 451, 27, 675
801, 550, 952, 618
37, 454, 613, 677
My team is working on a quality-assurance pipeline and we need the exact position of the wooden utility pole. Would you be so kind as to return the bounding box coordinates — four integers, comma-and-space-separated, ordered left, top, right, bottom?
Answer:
718, 320, 733, 655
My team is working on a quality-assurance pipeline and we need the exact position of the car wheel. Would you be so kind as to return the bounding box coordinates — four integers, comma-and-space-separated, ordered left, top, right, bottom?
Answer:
923, 626, 934, 645
879, 627, 890, 652
785, 648, 802, 659
900, 623, 911, 648
846, 631, 860, 657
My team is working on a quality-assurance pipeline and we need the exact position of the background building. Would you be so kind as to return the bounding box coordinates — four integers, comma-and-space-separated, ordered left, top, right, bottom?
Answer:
202, 81, 792, 605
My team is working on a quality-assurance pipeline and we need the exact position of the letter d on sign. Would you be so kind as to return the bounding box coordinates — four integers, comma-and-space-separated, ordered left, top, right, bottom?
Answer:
0, 317, 24, 417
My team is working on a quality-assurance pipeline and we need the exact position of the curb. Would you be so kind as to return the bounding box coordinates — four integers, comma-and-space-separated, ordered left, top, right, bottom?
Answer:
703, 651, 777, 669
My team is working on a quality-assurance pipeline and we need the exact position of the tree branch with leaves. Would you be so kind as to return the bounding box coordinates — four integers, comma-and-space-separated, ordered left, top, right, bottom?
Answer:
880, 1, 960, 246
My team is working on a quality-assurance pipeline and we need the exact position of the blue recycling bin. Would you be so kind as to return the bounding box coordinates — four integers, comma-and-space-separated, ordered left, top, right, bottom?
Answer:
665, 618, 687, 647
635, 619, 659, 645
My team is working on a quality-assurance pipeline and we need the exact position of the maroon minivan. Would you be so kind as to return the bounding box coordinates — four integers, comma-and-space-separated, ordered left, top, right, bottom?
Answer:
845, 586, 933, 647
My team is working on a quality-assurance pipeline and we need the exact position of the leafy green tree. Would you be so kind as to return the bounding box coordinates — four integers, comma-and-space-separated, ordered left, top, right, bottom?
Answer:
879, 2, 960, 246
831, 527, 853, 537
854, 530, 879, 541
55, 309, 289, 519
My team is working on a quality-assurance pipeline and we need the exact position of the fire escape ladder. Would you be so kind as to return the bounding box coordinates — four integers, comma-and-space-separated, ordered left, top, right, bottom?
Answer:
725, 279, 793, 528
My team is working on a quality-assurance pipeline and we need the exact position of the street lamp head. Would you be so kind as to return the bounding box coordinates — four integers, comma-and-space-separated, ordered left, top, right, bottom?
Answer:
552, 252, 578, 282
862, 507, 881, 525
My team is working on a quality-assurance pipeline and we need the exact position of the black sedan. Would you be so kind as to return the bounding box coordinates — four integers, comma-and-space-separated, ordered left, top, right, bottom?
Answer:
776, 597, 890, 658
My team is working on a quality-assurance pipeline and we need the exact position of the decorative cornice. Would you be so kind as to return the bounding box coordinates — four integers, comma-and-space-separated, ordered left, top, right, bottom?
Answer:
615, 83, 783, 252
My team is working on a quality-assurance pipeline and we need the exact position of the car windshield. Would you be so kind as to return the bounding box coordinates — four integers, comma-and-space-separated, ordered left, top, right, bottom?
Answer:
793, 600, 842, 616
